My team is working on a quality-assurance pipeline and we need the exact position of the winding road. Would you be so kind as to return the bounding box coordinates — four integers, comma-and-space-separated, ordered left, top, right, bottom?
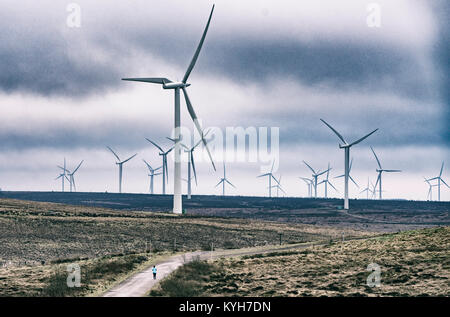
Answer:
102, 242, 323, 297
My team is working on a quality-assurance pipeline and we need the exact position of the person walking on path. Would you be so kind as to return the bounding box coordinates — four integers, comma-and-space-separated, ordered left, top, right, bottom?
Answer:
152, 266, 157, 279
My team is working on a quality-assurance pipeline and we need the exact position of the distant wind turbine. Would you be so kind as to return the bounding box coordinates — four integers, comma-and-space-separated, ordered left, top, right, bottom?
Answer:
317, 163, 338, 198
122, 5, 216, 213
423, 177, 438, 201
335, 158, 359, 190
107, 146, 137, 194
270, 175, 286, 197
66, 160, 84, 192
360, 177, 372, 200
371, 146, 401, 200
143, 159, 162, 194
426, 162, 449, 202
299, 177, 313, 198
302, 161, 330, 198
257, 161, 280, 198
321, 118, 378, 209
55, 158, 69, 192
146, 139, 174, 195
215, 163, 235, 196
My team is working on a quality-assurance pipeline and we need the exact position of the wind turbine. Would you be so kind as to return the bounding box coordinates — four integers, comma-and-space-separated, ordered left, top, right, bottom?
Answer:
335, 158, 359, 189
302, 161, 330, 198
299, 177, 313, 198
423, 177, 437, 201
270, 175, 286, 197
122, 5, 216, 213
168, 131, 210, 199
107, 146, 137, 194
317, 163, 338, 198
215, 163, 235, 196
146, 139, 174, 195
321, 119, 378, 210
360, 177, 371, 200
55, 158, 69, 192
143, 159, 162, 194
66, 160, 84, 192
257, 161, 280, 197
426, 162, 449, 202
371, 146, 401, 200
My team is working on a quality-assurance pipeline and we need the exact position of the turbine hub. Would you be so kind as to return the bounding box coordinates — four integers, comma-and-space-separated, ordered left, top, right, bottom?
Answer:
163, 82, 191, 89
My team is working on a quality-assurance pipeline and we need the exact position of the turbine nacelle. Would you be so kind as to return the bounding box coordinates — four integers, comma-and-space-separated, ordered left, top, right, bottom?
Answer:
163, 82, 191, 90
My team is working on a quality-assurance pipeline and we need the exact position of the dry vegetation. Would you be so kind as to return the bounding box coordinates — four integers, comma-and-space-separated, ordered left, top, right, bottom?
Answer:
153, 226, 449, 297
0, 198, 370, 266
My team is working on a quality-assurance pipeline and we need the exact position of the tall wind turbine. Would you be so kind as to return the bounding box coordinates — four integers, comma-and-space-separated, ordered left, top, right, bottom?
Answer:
302, 161, 330, 198
143, 159, 162, 194
146, 139, 174, 195
371, 146, 401, 200
426, 162, 449, 202
66, 160, 84, 192
55, 158, 69, 192
122, 5, 216, 213
317, 163, 338, 198
299, 177, 313, 198
257, 161, 279, 197
271, 175, 286, 197
107, 146, 137, 194
215, 163, 235, 196
321, 119, 378, 210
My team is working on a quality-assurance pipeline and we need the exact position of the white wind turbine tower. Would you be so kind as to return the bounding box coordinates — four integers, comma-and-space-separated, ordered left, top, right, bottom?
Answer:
321, 119, 378, 210
66, 160, 84, 192
299, 177, 313, 198
122, 5, 216, 213
271, 175, 286, 197
257, 161, 280, 197
215, 163, 235, 196
146, 139, 174, 195
303, 161, 330, 198
371, 146, 401, 200
107, 146, 137, 194
55, 158, 69, 192
143, 159, 162, 194
317, 163, 338, 198
426, 162, 449, 202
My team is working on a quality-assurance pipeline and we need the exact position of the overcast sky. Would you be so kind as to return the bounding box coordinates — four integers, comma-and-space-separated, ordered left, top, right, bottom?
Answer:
0, 0, 448, 201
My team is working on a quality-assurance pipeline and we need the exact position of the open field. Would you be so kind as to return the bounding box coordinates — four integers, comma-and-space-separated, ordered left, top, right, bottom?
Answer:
152, 226, 450, 297
0, 198, 368, 267
1, 191, 449, 232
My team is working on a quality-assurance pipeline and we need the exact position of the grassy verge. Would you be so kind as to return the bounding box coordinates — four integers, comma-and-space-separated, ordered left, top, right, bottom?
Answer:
149, 259, 220, 297
0, 251, 172, 297
149, 227, 449, 297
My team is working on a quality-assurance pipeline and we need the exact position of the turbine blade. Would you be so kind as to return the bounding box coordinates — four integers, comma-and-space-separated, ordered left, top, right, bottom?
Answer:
182, 5, 215, 83
384, 169, 402, 173
215, 180, 223, 188
72, 160, 84, 174
270, 160, 275, 173
302, 161, 316, 174
122, 153, 137, 164
349, 175, 359, 188
320, 119, 347, 144
257, 173, 270, 178
145, 138, 164, 153
374, 173, 380, 190
349, 128, 378, 147
441, 178, 450, 188
370, 146, 382, 169
107, 146, 121, 161
191, 152, 198, 186
182, 87, 215, 170
328, 181, 338, 192
143, 159, 152, 171
316, 168, 330, 177
440, 162, 444, 177
122, 77, 171, 84
334, 174, 345, 179
225, 179, 236, 188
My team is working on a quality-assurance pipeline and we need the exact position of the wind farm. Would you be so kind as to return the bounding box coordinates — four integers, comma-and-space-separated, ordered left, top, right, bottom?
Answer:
0, 0, 449, 302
